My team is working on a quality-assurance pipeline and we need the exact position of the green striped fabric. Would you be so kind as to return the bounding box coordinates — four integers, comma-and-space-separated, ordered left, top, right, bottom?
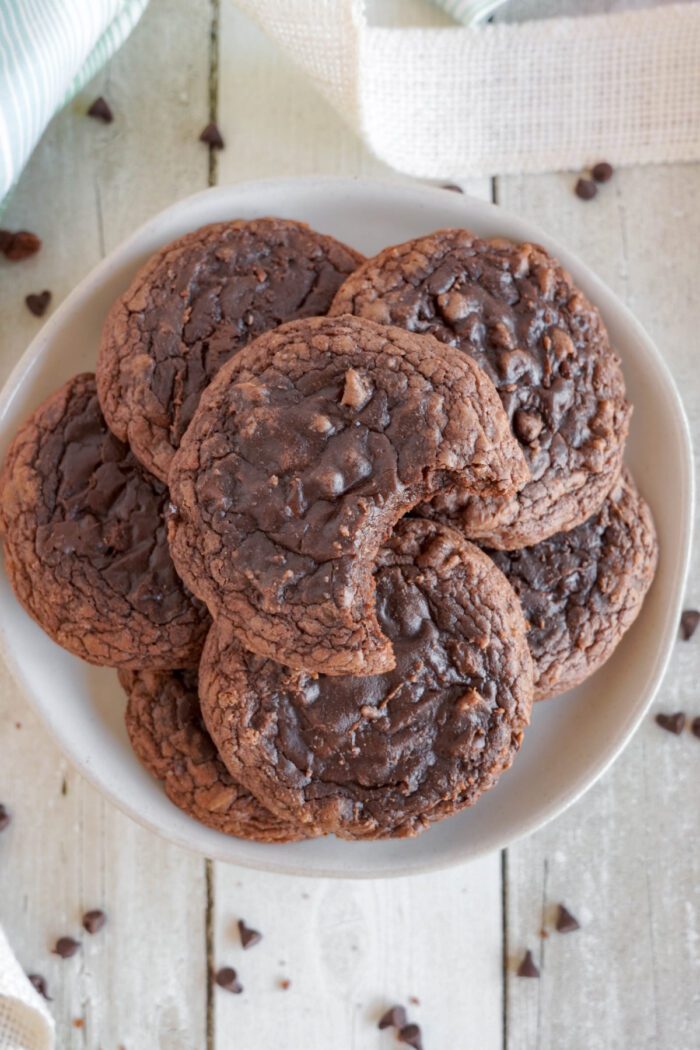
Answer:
0, 0, 148, 203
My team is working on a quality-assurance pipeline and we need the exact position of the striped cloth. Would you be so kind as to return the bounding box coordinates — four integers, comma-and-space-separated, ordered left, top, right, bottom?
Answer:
0, 0, 148, 204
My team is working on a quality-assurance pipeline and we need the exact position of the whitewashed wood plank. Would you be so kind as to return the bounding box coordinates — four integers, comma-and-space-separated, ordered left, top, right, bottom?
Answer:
0, 1, 213, 1046
497, 165, 700, 1050
211, 9, 502, 1050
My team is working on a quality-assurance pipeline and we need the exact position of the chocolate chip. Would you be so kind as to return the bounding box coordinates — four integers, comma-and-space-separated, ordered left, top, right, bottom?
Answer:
0, 804, 11, 831
408, 995, 420, 1006
279, 977, 291, 990
199, 122, 224, 149
378, 1005, 407, 1030
591, 161, 614, 183
3, 231, 42, 261
25, 291, 51, 317
516, 949, 540, 978
575, 178, 597, 201
555, 904, 580, 933
27, 974, 52, 1000
82, 909, 107, 934
655, 712, 685, 735
87, 97, 114, 123
398, 1023, 423, 1049
691, 717, 700, 739
53, 936, 80, 959
238, 919, 262, 950
72, 1019, 84, 1029
442, 183, 463, 193
215, 966, 243, 993
680, 609, 700, 641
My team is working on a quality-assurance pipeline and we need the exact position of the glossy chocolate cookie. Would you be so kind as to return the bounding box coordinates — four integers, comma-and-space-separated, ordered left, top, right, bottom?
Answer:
120, 667, 306, 842
168, 314, 528, 676
331, 230, 630, 548
199, 519, 533, 840
485, 470, 657, 700
0, 374, 209, 668
97, 218, 364, 482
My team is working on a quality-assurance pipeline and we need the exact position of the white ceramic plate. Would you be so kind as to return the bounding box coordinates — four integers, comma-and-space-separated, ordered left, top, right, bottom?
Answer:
0, 178, 693, 878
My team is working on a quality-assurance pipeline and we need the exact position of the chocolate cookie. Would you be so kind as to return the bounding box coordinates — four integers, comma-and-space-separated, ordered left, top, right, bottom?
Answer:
97, 218, 364, 482
168, 314, 528, 675
0, 374, 208, 668
199, 518, 533, 840
120, 667, 306, 842
331, 230, 630, 548
485, 470, 657, 700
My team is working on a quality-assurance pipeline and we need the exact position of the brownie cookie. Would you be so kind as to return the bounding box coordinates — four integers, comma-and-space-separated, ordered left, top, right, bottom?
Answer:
485, 470, 657, 700
120, 667, 306, 842
168, 314, 528, 675
0, 374, 208, 668
97, 218, 364, 482
199, 518, 533, 840
331, 230, 630, 548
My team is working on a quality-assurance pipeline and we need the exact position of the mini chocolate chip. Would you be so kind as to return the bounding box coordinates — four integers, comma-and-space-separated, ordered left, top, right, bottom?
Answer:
398, 1023, 423, 1050
199, 122, 224, 149
82, 909, 107, 934
53, 936, 80, 959
87, 97, 113, 123
442, 183, 463, 193
0, 804, 11, 831
28, 974, 52, 1000
591, 161, 614, 183
680, 609, 700, 641
655, 712, 685, 735
378, 1005, 407, 1030
517, 949, 539, 978
215, 966, 243, 993
575, 178, 597, 201
72, 1019, 84, 1029
279, 977, 291, 990
555, 904, 580, 933
408, 995, 420, 1006
691, 717, 700, 739
4, 231, 42, 261
25, 291, 51, 317
238, 919, 262, 949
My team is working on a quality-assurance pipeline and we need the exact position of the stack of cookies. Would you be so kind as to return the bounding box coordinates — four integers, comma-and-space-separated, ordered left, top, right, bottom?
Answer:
0, 218, 658, 843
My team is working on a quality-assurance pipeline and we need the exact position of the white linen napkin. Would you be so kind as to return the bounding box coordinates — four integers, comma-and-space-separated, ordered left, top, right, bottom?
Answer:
232, 0, 700, 178
0, 927, 54, 1050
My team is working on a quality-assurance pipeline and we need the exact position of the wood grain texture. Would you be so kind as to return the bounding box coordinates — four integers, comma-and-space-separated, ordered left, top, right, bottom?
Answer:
0, 1, 698, 1048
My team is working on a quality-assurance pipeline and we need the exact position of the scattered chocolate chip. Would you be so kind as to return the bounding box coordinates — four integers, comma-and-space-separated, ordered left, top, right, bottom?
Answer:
0, 804, 11, 831
408, 995, 420, 1006
680, 609, 700, 641
398, 1023, 423, 1049
0, 229, 12, 252
378, 1005, 407, 1030
238, 919, 262, 950
555, 904, 580, 933
591, 161, 614, 183
442, 183, 463, 193
690, 717, 700, 739
539, 928, 550, 939
3, 230, 42, 261
87, 97, 113, 123
199, 122, 224, 149
72, 1018, 84, 1029
575, 178, 597, 201
655, 712, 686, 735
25, 290, 51, 317
215, 966, 243, 993
53, 936, 80, 959
516, 950, 540, 978
82, 909, 107, 934
27, 974, 52, 1000
279, 978, 291, 990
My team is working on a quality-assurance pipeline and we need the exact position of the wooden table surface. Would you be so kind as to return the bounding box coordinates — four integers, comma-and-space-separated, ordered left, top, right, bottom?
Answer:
0, 2, 698, 1048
